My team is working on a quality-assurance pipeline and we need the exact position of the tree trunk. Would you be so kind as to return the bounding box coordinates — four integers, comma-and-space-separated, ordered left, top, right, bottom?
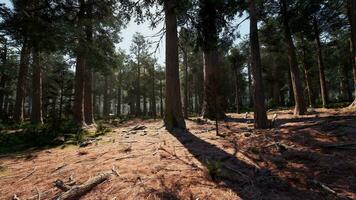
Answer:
341, 63, 352, 102
136, 60, 141, 116
150, 65, 157, 118
249, 0, 269, 129
199, 1, 226, 120
143, 66, 147, 116
301, 37, 316, 107
281, 0, 307, 115
103, 76, 109, 117
247, 61, 253, 108
183, 49, 189, 118
235, 68, 241, 113
347, 0, 356, 105
84, 69, 94, 125
313, 18, 328, 107
116, 70, 122, 117
163, 0, 186, 130
84, 0, 94, 125
31, 48, 43, 124
0, 39, 9, 118
72, 0, 86, 126
159, 78, 164, 117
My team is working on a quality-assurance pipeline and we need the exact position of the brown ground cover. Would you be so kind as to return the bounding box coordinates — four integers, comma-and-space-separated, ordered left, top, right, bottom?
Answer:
0, 108, 355, 200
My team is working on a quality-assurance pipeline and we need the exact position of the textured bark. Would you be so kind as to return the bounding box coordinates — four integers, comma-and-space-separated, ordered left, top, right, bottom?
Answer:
84, 0, 94, 125
103, 76, 110, 117
281, 0, 306, 115
0, 40, 9, 117
340, 63, 352, 101
143, 66, 147, 116
31, 49, 43, 124
150, 65, 157, 118
183, 49, 189, 118
348, 0, 356, 104
247, 62, 253, 108
72, 0, 86, 126
163, 0, 186, 130
73, 54, 86, 125
116, 70, 122, 117
314, 18, 328, 107
249, 0, 269, 129
159, 78, 164, 117
199, 0, 226, 120
301, 38, 316, 107
136, 59, 141, 116
84, 69, 94, 125
235, 69, 241, 113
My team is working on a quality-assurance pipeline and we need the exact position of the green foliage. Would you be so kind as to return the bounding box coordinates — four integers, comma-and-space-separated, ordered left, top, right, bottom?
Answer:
95, 122, 111, 136
204, 159, 222, 180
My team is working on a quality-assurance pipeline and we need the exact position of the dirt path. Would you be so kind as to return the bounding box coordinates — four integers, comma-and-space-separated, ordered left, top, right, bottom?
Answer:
0, 108, 355, 200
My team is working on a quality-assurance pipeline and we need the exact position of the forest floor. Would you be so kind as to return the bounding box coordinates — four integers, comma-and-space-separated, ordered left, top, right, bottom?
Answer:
0, 108, 355, 200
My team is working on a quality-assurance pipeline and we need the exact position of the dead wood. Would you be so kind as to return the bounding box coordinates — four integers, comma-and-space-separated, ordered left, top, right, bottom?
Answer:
19, 167, 37, 181
115, 155, 137, 161
51, 164, 67, 173
129, 125, 147, 131
52, 170, 118, 200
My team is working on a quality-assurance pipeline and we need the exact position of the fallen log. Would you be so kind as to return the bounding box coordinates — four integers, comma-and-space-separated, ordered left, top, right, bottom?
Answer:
52, 169, 118, 200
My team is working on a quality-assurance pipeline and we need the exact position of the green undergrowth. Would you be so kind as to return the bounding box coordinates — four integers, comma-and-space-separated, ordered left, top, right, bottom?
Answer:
0, 120, 111, 155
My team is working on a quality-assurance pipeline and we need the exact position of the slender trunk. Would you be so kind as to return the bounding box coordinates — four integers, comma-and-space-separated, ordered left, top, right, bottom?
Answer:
159, 78, 163, 117
341, 63, 352, 101
143, 66, 147, 116
347, 0, 356, 105
271, 62, 280, 106
59, 70, 64, 122
116, 70, 122, 117
301, 38, 316, 107
235, 68, 240, 113
249, 0, 268, 129
163, 0, 186, 130
31, 48, 43, 124
314, 18, 328, 107
281, 0, 306, 115
103, 76, 109, 117
84, 69, 94, 124
247, 61, 253, 108
84, 0, 94, 125
0, 39, 9, 118
136, 59, 141, 116
183, 49, 189, 118
151, 66, 157, 118
73, 0, 86, 126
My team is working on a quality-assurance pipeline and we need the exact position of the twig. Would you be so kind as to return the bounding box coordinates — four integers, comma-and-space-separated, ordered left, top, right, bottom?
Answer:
52, 164, 67, 173
19, 167, 37, 181
115, 155, 137, 161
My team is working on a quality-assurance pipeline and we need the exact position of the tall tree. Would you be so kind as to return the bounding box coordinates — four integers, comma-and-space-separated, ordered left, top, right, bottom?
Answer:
280, 0, 306, 115
249, 0, 268, 128
348, 0, 356, 106
163, 0, 186, 130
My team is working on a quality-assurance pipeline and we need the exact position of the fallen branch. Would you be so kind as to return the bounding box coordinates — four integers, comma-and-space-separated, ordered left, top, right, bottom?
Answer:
51, 164, 67, 173
19, 167, 37, 181
115, 155, 137, 161
129, 125, 147, 131
52, 170, 118, 200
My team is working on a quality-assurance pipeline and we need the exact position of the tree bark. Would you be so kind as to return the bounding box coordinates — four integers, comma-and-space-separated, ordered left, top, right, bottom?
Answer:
281, 0, 306, 115
150, 65, 157, 118
159, 78, 164, 117
116, 70, 122, 117
313, 18, 328, 107
136, 58, 141, 116
84, 0, 94, 125
0, 39, 9, 118
163, 0, 186, 130
347, 0, 356, 105
84, 69, 94, 125
235, 68, 241, 113
72, 0, 86, 126
301, 37, 316, 107
103, 76, 109, 117
31, 48, 43, 124
249, 0, 269, 129
183, 49, 189, 118
247, 61, 253, 108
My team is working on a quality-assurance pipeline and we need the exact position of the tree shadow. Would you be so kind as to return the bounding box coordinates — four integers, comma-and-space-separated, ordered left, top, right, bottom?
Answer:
168, 129, 331, 200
